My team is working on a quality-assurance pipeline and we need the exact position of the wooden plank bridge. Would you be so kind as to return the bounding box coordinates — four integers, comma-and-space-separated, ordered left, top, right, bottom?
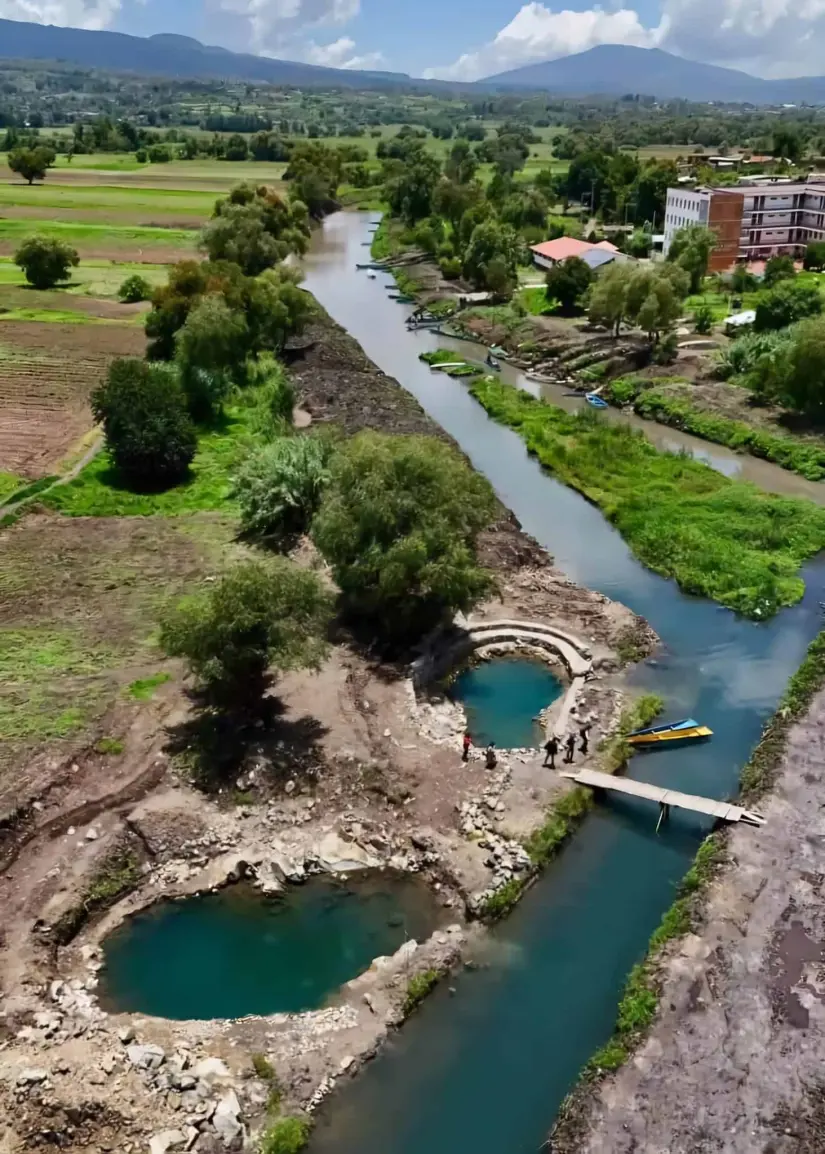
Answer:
561, 768, 766, 828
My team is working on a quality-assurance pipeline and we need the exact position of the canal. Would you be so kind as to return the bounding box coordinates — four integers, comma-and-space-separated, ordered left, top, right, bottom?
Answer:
301, 212, 825, 1154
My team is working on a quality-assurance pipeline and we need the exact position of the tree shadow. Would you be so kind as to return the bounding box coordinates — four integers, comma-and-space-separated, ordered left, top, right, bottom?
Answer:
164, 687, 329, 795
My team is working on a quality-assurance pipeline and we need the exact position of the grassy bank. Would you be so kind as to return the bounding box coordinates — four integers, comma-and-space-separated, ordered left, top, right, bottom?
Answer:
549, 628, 825, 1150
468, 377, 825, 619
480, 693, 662, 919
633, 387, 825, 483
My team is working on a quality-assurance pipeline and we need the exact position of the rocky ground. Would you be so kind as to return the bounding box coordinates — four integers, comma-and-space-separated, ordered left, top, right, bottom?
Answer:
0, 308, 655, 1154
554, 685, 825, 1154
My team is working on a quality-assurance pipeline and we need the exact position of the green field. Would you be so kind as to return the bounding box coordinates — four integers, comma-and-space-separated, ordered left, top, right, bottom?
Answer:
0, 257, 169, 297
0, 218, 197, 253
0, 182, 218, 216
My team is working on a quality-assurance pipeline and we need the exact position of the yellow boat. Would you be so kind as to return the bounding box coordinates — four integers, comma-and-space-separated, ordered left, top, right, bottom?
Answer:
627, 718, 713, 749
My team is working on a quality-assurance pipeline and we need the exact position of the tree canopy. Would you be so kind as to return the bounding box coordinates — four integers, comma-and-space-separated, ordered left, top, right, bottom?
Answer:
312, 431, 496, 640
666, 224, 716, 293
14, 234, 79, 289
8, 145, 55, 184
544, 256, 593, 315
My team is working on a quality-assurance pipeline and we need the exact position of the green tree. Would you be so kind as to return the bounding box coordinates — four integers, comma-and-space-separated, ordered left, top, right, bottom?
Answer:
200, 204, 283, 276
444, 138, 477, 184
160, 558, 332, 713
14, 234, 79, 289
588, 262, 633, 335
462, 220, 519, 292
778, 316, 825, 417
566, 148, 611, 213
283, 141, 342, 217
763, 254, 796, 287
803, 241, 825, 271
633, 159, 678, 226
754, 279, 822, 332
118, 273, 152, 303
772, 126, 804, 164
175, 294, 249, 419
8, 145, 55, 184
731, 264, 759, 293
91, 359, 196, 488
233, 434, 334, 543
386, 150, 442, 225
432, 178, 482, 234
544, 256, 593, 315
312, 431, 496, 640
667, 224, 716, 293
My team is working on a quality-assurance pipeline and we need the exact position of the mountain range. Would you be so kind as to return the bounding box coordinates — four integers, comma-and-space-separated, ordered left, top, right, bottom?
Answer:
3, 19, 825, 104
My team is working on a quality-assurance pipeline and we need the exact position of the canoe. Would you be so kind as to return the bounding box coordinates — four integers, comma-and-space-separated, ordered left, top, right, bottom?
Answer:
585, 393, 609, 409
627, 718, 713, 747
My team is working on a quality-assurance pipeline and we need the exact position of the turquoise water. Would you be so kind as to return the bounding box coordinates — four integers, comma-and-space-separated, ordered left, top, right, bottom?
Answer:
302, 214, 825, 1154
99, 876, 442, 1021
450, 657, 562, 748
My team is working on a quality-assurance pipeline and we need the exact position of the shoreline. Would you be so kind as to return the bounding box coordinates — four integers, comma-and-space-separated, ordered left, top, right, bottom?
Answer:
0, 301, 656, 1153
548, 629, 825, 1153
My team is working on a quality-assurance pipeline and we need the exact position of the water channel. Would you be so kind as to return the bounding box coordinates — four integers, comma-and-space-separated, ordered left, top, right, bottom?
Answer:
301, 213, 825, 1154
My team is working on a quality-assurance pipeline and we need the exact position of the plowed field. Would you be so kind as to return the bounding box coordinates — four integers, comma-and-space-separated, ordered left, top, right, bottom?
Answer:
0, 323, 146, 478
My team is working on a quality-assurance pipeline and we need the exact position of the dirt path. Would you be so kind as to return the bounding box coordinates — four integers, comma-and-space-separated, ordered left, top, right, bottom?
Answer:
558, 686, 825, 1154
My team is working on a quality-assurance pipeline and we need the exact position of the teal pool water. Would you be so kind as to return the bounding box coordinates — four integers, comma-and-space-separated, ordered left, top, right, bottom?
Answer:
450, 657, 562, 748
100, 876, 442, 1021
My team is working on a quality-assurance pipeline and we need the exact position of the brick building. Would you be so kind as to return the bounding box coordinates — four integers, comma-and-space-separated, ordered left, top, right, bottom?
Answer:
663, 178, 825, 271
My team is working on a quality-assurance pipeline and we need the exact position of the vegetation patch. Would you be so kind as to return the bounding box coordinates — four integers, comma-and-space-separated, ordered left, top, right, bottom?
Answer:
635, 387, 825, 482
95, 736, 124, 755
468, 377, 825, 619
126, 672, 172, 700
259, 1117, 312, 1154
51, 844, 142, 945
403, 968, 442, 1015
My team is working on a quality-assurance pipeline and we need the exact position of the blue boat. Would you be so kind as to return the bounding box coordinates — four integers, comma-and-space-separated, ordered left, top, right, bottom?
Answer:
585, 392, 608, 409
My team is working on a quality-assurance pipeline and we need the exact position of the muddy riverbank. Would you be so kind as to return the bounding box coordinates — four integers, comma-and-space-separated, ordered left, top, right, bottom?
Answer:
0, 298, 651, 1154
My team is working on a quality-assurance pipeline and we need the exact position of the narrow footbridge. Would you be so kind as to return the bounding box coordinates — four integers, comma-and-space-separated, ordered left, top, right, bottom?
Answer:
561, 768, 766, 828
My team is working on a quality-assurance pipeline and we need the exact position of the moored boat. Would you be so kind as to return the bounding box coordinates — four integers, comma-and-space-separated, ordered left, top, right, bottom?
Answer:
585, 392, 609, 409
627, 717, 713, 747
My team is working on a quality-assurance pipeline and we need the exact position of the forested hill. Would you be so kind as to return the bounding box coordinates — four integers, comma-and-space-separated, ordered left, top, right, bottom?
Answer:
483, 45, 825, 105
0, 19, 413, 89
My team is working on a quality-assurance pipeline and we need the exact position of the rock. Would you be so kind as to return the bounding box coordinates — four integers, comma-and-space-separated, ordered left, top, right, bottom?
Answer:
118, 1025, 136, 1044
100, 1052, 118, 1075
317, 831, 380, 873
49, 979, 65, 1002
284, 780, 296, 795
86, 828, 99, 840
54, 1060, 71, 1075
149, 1130, 187, 1154
127, 1043, 166, 1071
339, 1055, 356, 1073
193, 1057, 230, 1083
17, 1068, 48, 1086
178, 1075, 197, 1091
212, 1089, 242, 1145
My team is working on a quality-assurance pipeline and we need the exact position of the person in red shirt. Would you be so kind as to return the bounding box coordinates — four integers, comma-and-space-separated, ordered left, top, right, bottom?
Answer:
462, 732, 472, 762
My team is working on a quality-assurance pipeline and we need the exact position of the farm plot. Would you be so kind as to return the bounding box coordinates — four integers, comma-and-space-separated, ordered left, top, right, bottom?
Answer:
0, 183, 217, 228
0, 219, 197, 263
0, 511, 235, 808
0, 323, 146, 478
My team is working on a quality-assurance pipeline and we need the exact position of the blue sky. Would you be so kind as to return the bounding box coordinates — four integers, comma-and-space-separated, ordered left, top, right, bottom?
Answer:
3, 0, 824, 81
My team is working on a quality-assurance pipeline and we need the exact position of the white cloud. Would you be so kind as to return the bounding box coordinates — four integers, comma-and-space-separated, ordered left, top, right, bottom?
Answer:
302, 34, 384, 68
424, 2, 660, 80
213, 0, 359, 54
0, 0, 119, 29
424, 0, 825, 82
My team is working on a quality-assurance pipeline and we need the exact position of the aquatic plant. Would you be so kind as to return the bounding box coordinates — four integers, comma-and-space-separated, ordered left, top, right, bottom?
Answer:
469, 377, 825, 619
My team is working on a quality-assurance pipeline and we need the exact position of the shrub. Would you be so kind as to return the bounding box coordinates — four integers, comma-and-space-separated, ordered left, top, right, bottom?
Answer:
14, 234, 79, 289
246, 355, 297, 438
118, 273, 152, 303
803, 241, 825, 271
175, 294, 249, 420
147, 145, 171, 163
403, 969, 440, 1014
692, 301, 714, 334
135, 148, 148, 164
762, 254, 796, 287
606, 377, 644, 406
754, 279, 821, 332
233, 434, 334, 543
259, 1117, 312, 1154
312, 431, 496, 641
159, 558, 332, 712
91, 358, 196, 488
439, 256, 461, 279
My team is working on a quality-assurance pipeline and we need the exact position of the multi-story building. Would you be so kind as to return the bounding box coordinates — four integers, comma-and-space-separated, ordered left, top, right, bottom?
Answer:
663, 178, 825, 271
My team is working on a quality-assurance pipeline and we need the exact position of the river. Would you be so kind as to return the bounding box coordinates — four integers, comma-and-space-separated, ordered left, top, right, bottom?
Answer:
301, 212, 825, 1154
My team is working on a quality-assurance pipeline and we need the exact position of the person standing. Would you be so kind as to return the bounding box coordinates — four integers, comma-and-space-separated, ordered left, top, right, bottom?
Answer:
462, 732, 472, 763
485, 742, 497, 770
579, 723, 592, 755
543, 735, 559, 768
564, 732, 576, 764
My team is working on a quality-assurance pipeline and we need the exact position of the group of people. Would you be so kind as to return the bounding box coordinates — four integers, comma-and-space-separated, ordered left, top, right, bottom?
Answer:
542, 723, 591, 769
462, 732, 498, 768
460, 724, 591, 769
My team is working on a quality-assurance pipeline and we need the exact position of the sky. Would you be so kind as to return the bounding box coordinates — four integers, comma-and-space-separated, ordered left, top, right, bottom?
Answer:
2, 0, 825, 81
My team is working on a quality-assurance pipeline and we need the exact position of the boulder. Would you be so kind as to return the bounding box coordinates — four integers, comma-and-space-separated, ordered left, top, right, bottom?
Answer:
17, 1068, 48, 1086
316, 831, 380, 873
149, 1130, 187, 1154
127, 1043, 165, 1071
212, 1089, 242, 1146
193, 1057, 230, 1083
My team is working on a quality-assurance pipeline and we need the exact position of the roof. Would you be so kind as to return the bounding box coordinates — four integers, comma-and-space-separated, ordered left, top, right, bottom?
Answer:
530, 237, 619, 262
581, 249, 617, 270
